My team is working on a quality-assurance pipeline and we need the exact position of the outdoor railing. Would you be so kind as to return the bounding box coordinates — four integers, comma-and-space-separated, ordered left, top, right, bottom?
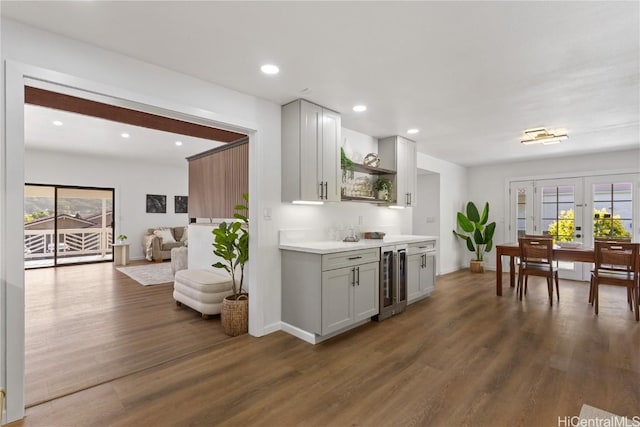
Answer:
24, 228, 113, 259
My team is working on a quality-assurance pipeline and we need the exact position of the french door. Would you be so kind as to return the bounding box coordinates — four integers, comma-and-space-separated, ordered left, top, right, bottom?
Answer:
510, 174, 639, 281
509, 178, 584, 280
24, 184, 115, 268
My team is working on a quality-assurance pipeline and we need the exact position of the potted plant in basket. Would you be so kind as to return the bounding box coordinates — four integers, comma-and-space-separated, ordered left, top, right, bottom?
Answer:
212, 194, 249, 336
452, 201, 496, 273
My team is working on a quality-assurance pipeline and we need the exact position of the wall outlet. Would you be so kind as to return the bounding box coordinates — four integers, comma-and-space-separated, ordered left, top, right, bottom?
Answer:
358, 215, 364, 225
426, 216, 436, 223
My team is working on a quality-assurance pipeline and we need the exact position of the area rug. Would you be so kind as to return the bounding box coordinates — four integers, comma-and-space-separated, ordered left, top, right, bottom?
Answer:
579, 404, 631, 424
117, 263, 174, 286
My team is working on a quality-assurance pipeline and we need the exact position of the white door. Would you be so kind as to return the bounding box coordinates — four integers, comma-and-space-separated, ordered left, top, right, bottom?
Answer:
535, 178, 584, 280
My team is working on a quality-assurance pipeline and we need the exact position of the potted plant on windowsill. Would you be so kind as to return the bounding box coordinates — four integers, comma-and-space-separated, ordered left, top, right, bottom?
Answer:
212, 193, 249, 336
452, 201, 496, 273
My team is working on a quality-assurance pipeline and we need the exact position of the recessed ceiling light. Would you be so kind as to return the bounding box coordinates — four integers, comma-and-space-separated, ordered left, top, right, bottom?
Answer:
407, 129, 419, 134
175, 141, 183, 146
353, 105, 367, 112
121, 133, 130, 138
52, 120, 63, 126
260, 64, 279, 75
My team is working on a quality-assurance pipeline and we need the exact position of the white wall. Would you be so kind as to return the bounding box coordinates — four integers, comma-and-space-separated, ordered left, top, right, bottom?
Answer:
1, 18, 280, 422
468, 148, 640, 270
413, 172, 440, 240
417, 152, 469, 274
25, 149, 190, 260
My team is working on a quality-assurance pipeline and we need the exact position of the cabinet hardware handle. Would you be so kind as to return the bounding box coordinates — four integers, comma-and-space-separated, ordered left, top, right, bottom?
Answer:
324, 182, 328, 200
356, 266, 360, 285
347, 256, 362, 260
319, 182, 324, 200
351, 267, 355, 286
418, 246, 427, 249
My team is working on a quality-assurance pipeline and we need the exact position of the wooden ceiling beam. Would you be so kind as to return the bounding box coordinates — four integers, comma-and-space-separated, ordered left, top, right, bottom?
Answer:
25, 86, 246, 143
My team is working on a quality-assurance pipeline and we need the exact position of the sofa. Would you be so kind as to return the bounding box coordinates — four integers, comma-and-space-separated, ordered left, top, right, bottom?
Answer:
142, 226, 188, 262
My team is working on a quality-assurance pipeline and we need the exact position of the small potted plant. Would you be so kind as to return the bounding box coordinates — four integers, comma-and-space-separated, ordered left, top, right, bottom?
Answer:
373, 178, 392, 201
117, 234, 128, 244
452, 201, 496, 273
212, 194, 249, 336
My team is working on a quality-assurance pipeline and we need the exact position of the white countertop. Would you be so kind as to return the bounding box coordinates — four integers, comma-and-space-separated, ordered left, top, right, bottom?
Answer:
279, 235, 438, 254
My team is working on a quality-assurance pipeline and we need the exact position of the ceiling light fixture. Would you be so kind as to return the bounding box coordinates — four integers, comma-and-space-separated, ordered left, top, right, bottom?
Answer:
521, 128, 568, 145
121, 133, 130, 138
407, 128, 419, 134
52, 120, 63, 126
260, 64, 280, 75
353, 105, 367, 112
175, 141, 183, 146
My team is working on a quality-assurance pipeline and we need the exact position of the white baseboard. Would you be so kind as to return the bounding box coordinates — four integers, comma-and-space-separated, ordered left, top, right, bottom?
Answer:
262, 321, 281, 335
280, 322, 317, 344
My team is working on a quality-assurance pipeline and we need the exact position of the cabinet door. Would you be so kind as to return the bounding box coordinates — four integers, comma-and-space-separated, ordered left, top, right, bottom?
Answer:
300, 100, 323, 201
322, 267, 354, 335
322, 109, 341, 202
353, 262, 379, 321
397, 137, 417, 207
421, 255, 436, 296
407, 254, 422, 303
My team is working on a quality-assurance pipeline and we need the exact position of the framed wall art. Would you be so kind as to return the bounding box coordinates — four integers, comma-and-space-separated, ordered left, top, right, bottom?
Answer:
175, 195, 188, 214
146, 194, 166, 213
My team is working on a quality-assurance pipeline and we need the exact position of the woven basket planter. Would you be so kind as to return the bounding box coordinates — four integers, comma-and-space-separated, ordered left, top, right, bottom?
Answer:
221, 294, 248, 336
470, 260, 484, 273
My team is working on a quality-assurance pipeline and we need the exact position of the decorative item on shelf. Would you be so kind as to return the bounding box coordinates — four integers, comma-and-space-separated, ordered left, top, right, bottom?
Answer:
341, 147, 355, 182
363, 153, 381, 168
373, 177, 392, 201
452, 201, 496, 273
116, 234, 128, 244
351, 176, 373, 198
212, 193, 249, 336
363, 231, 385, 239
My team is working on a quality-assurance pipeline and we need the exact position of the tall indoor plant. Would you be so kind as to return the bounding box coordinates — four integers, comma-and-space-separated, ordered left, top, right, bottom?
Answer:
212, 193, 249, 336
452, 201, 496, 273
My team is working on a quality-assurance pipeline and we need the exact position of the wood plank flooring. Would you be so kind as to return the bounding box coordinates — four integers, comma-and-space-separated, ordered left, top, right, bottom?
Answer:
11, 269, 640, 426
23, 261, 230, 406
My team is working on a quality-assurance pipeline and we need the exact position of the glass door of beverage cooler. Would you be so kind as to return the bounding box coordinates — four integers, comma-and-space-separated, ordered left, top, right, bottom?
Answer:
380, 248, 395, 311
397, 248, 407, 304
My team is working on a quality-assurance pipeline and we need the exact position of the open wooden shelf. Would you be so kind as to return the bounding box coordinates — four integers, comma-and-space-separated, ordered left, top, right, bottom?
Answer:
349, 163, 396, 175
341, 195, 392, 204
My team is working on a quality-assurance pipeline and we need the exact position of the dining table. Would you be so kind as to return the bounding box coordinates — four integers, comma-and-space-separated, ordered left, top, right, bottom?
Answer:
495, 243, 595, 296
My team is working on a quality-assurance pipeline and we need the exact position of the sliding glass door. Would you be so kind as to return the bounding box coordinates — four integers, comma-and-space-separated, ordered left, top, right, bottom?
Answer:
24, 184, 115, 268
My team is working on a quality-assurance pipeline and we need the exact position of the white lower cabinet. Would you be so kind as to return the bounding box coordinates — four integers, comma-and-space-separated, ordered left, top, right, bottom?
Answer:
321, 262, 379, 335
282, 248, 380, 339
407, 242, 436, 304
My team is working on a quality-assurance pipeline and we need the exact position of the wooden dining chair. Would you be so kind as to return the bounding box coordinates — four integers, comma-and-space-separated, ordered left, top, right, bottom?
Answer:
589, 237, 633, 303
591, 241, 639, 321
517, 236, 559, 305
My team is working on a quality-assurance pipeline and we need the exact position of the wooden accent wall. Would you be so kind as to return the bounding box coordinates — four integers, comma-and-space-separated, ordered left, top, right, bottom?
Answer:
188, 140, 248, 219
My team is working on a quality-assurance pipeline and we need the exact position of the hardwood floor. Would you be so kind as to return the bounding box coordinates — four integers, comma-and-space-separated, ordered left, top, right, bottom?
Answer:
23, 261, 230, 406
11, 270, 640, 426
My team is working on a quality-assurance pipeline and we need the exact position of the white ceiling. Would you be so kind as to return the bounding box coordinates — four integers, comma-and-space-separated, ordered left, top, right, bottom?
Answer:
3, 1, 639, 167
25, 105, 224, 167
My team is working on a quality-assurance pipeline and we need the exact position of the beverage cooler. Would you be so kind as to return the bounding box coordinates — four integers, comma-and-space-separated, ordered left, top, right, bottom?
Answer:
375, 244, 408, 321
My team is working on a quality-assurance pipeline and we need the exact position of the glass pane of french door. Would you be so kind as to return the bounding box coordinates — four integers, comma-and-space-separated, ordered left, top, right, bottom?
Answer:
509, 181, 534, 241
535, 178, 584, 280
585, 174, 636, 245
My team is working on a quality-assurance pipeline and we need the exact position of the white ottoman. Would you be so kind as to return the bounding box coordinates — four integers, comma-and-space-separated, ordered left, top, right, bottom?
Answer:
170, 246, 188, 276
173, 269, 233, 319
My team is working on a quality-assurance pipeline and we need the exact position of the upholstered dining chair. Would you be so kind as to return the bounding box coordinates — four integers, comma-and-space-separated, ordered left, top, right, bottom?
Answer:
517, 236, 559, 305
590, 241, 639, 321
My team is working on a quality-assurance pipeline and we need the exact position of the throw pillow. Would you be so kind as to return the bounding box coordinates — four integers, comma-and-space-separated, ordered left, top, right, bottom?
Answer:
153, 228, 176, 244
180, 226, 188, 242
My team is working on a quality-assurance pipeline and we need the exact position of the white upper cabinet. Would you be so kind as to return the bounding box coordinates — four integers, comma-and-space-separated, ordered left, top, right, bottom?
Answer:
282, 99, 341, 202
378, 135, 417, 207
